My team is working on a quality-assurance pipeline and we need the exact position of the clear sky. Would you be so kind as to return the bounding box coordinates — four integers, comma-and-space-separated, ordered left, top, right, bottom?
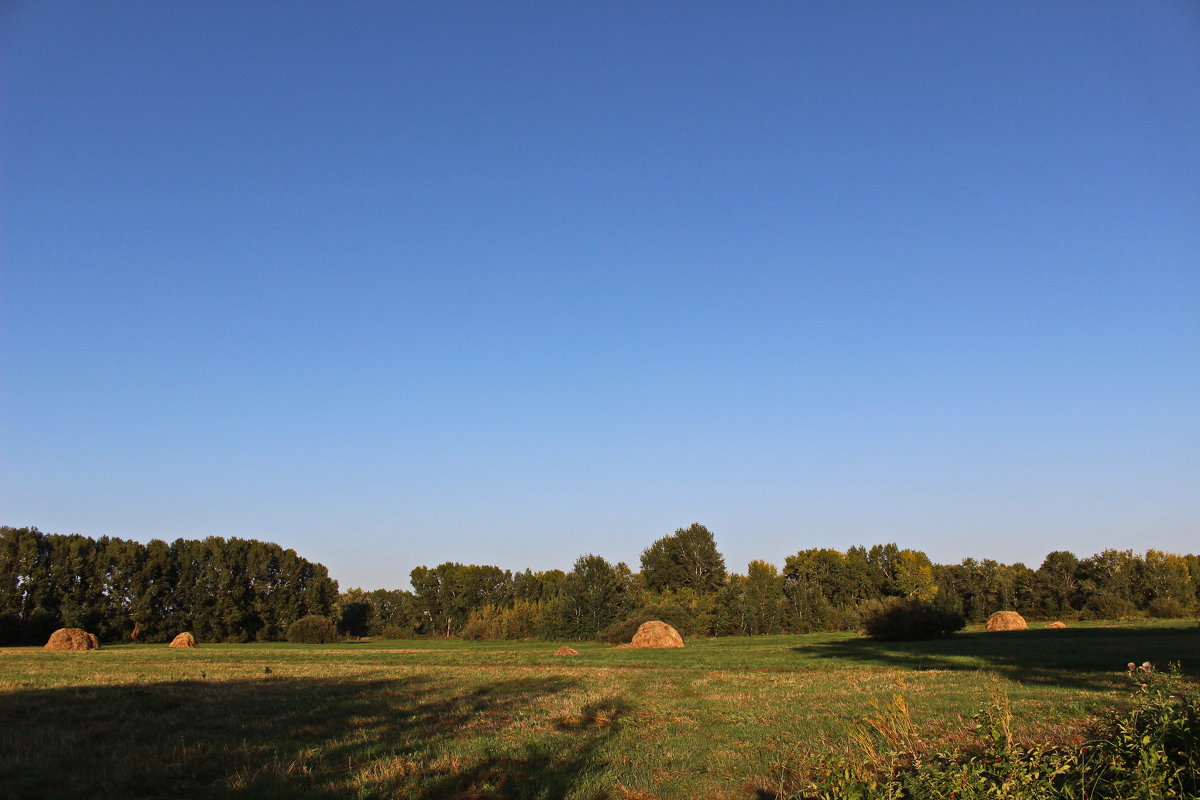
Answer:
2, 2, 1197, 590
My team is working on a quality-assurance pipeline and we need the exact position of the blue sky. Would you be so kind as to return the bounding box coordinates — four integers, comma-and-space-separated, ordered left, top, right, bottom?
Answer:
2, 2, 1197, 590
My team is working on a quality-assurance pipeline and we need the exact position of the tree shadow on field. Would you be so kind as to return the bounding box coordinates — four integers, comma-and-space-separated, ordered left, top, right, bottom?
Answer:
798, 624, 1200, 692
0, 671, 626, 800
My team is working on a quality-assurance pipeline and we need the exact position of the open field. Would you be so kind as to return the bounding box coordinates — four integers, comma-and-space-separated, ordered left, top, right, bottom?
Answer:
1, 620, 1197, 799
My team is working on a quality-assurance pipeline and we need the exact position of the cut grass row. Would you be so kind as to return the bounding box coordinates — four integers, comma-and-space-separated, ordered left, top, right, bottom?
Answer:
1, 619, 1195, 799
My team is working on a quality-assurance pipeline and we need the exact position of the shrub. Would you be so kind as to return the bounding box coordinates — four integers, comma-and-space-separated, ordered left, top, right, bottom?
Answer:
598, 614, 654, 644
380, 624, 416, 640
861, 597, 965, 641
1146, 596, 1189, 619
461, 601, 542, 640
285, 615, 339, 644
1081, 591, 1137, 620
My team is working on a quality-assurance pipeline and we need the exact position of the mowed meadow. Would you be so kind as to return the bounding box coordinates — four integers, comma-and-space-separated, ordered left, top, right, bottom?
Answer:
2, 620, 1197, 800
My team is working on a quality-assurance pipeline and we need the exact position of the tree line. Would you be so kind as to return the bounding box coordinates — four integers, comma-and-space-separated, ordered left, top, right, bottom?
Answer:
340, 523, 1200, 641
0, 526, 338, 645
4, 523, 1197, 645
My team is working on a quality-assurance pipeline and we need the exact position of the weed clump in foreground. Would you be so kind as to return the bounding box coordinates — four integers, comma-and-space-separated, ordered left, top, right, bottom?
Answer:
861, 598, 965, 641
797, 662, 1200, 800
286, 615, 339, 644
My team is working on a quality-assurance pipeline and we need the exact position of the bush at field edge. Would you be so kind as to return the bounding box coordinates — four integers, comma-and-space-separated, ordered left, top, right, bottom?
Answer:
286, 614, 339, 644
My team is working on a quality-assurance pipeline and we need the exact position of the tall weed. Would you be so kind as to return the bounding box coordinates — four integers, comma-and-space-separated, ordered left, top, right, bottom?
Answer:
797, 662, 1199, 799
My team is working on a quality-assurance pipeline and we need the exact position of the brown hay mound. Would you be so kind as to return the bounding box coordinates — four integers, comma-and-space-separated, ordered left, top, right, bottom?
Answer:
1045, 621, 1068, 629
169, 632, 199, 648
624, 620, 684, 649
44, 628, 101, 651
554, 646, 580, 657
986, 611, 1028, 631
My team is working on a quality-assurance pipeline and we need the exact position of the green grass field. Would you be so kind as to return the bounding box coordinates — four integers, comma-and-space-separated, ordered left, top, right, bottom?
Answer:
1, 620, 1196, 799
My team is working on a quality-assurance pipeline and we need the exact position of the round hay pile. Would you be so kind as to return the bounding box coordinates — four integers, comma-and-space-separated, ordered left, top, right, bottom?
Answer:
169, 632, 199, 648
986, 611, 1028, 631
554, 646, 580, 657
623, 620, 684, 649
1045, 621, 1068, 629
44, 628, 101, 651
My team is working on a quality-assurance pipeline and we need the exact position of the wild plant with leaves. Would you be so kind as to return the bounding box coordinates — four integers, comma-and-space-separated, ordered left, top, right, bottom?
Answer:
803, 662, 1199, 799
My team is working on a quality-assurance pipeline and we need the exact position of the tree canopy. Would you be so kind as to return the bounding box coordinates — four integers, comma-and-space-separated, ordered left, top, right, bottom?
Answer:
0, 526, 338, 645
640, 523, 727, 594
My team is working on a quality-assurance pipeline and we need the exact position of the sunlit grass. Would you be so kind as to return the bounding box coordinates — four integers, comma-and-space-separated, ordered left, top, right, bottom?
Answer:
1, 619, 1195, 798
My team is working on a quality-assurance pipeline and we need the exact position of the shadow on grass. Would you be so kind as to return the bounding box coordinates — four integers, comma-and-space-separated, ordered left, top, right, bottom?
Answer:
0, 673, 623, 800
799, 624, 1200, 691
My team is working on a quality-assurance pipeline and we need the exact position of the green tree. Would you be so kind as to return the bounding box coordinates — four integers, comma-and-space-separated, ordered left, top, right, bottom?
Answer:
1036, 551, 1081, 615
512, 569, 566, 604
543, 554, 629, 639
892, 549, 937, 600
743, 560, 784, 635
409, 563, 512, 637
1137, 550, 1195, 608
1078, 549, 1139, 618
640, 523, 727, 594
338, 588, 374, 637
0, 527, 26, 643
784, 548, 874, 606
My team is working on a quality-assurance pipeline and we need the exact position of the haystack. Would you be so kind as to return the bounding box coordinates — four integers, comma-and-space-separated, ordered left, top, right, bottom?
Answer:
554, 646, 580, 657
1045, 621, 1068, 629
44, 628, 101, 651
169, 632, 199, 648
986, 611, 1027, 631
622, 620, 684, 649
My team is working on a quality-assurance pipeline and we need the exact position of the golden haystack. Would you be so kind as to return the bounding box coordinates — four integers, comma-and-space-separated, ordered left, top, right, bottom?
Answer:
1045, 621, 1068, 629
623, 620, 684, 649
554, 646, 580, 657
44, 628, 101, 651
986, 611, 1028, 631
169, 632, 199, 648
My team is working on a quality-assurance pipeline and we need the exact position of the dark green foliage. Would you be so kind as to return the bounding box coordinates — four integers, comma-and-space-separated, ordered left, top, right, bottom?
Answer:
1081, 591, 1138, 620
1078, 549, 1139, 614
715, 563, 788, 636
541, 555, 632, 640
337, 588, 422, 638
782, 585, 838, 634
1145, 596, 1188, 619
511, 569, 566, 604
286, 614, 339, 644
861, 597, 965, 641
6, 521, 1198, 647
640, 523, 727, 594
785, 548, 873, 608
409, 563, 513, 637
381, 624, 417, 639
1037, 550, 1081, 614
339, 600, 373, 637
0, 526, 338, 644
596, 615, 650, 644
